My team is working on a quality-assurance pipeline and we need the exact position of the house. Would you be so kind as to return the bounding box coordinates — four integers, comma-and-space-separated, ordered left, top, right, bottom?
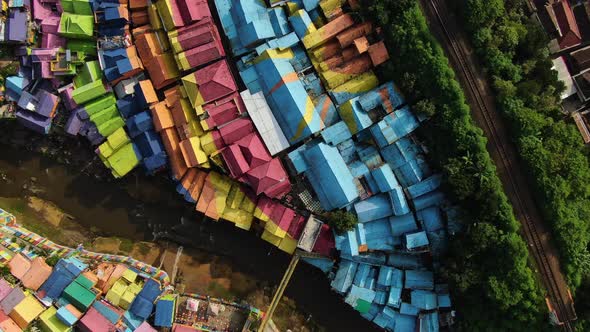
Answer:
9, 294, 46, 329
154, 295, 175, 328
39, 306, 71, 332
6, 10, 28, 43
20, 257, 52, 291
59, 13, 94, 39
181, 60, 237, 108
547, 0, 581, 50
289, 141, 358, 210
78, 307, 115, 332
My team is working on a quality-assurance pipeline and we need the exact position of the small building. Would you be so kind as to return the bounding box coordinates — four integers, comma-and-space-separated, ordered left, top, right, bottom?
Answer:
21, 257, 52, 291
154, 294, 176, 328
9, 294, 46, 329
39, 306, 71, 332
8, 253, 30, 280
546, 0, 581, 50
0, 287, 25, 314
78, 307, 115, 332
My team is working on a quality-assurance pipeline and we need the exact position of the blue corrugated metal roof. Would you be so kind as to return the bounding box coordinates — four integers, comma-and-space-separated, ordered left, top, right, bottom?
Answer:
301, 257, 334, 273
330, 260, 358, 294
405, 270, 434, 290
354, 194, 393, 223
395, 313, 417, 332
387, 287, 402, 308
123, 310, 143, 330
56, 306, 78, 326
387, 253, 424, 269
407, 174, 442, 199
129, 296, 154, 320
363, 218, 395, 251
136, 279, 161, 303
411, 290, 437, 310
371, 164, 399, 193
400, 302, 420, 316
419, 311, 439, 332
417, 207, 444, 232
353, 264, 372, 287
321, 121, 352, 146
390, 213, 418, 237
154, 298, 174, 327
437, 294, 451, 308
289, 8, 315, 39
303, 142, 358, 210
389, 187, 410, 216
405, 231, 429, 250
414, 191, 445, 210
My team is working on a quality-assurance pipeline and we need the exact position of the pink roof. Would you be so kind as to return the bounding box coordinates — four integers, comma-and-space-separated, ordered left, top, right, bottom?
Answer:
245, 158, 289, 197
33, 0, 59, 22
41, 33, 67, 49
256, 196, 275, 217
177, 0, 210, 24
194, 60, 237, 104
135, 322, 157, 332
0, 280, 13, 302
221, 145, 251, 177
182, 42, 224, 70
173, 325, 199, 332
79, 307, 114, 332
219, 118, 254, 146
277, 207, 295, 232
235, 133, 271, 169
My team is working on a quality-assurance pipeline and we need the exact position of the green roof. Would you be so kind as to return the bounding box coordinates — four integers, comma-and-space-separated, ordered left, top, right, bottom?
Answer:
74, 60, 102, 88
72, 0, 92, 15
74, 274, 93, 289
60, 13, 94, 40
355, 299, 371, 314
67, 39, 97, 56
63, 281, 96, 311
96, 116, 125, 137
72, 80, 107, 105
89, 105, 119, 126
60, 0, 74, 13
107, 143, 140, 178
39, 307, 71, 332
84, 94, 116, 116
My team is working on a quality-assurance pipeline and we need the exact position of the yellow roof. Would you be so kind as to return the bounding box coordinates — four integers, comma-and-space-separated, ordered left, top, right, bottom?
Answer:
10, 294, 45, 329
122, 269, 137, 283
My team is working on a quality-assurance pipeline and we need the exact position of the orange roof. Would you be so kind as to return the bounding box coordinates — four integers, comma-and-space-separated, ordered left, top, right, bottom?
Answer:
336, 22, 372, 48
151, 102, 175, 131
160, 128, 188, 180
353, 37, 369, 54
0, 317, 21, 332
65, 304, 82, 319
147, 54, 179, 90
135, 32, 162, 64
131, 10, 149, 26
8, 254, 31, 280
101, 264, 127, 293
20, 257, 52, 291
131, 25, 152, 39
139, 80, 158, 104
129, 0, 148, 10
368, 41, 389, 66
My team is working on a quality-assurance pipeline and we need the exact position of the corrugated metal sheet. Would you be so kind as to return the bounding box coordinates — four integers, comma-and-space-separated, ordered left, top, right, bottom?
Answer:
240, 89, 290, 155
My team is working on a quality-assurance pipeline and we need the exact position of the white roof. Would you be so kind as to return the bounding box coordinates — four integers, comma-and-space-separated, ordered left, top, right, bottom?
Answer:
552, 56, 577, 99
240, 89, 290, 155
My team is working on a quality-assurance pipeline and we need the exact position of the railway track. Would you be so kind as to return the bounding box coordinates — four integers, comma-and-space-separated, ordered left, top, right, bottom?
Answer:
424, 0, 576, 329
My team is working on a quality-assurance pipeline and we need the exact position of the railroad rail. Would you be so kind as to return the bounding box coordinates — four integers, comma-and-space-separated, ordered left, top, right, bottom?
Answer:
424, 0, 576, 329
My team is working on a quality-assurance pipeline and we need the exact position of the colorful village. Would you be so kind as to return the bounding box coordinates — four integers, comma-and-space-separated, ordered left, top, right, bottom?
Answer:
0, 208, 263, 332
0, 0, 456, 330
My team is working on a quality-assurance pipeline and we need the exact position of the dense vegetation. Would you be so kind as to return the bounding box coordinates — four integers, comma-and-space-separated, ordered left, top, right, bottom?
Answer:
458, 0, 590, 291
360, 0, 547, 329
324, 210, 358, 234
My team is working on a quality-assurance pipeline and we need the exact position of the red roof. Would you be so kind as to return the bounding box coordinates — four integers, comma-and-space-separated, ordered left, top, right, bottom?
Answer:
221, 144, 251, 177
277, 208, 295, 232
193, 60, 237, 104
245, 158, 289, 198
219, 118, 254, 145
235, 133, 271, 169
182, 43, 225, 70
287, 215, 306, 239
204, 101, 240, 128
174, 18, 219, 51
312, 224, 336, 257
554, 0, 582, 49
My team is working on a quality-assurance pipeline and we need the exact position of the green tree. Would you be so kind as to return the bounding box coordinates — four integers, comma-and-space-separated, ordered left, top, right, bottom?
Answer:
324, 210, 358, 234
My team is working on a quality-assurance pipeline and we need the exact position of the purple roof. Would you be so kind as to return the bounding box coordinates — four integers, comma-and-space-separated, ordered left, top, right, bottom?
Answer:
0, 287, 25, 314
41, 16, 60, 33
7, 10, 28, 42
58, 84, 78, 111
65, 108, 83, 135
32, 0, 58, 22
16, 108, 52, 134
36, 89, 59, 117
0, 279, 13, 302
